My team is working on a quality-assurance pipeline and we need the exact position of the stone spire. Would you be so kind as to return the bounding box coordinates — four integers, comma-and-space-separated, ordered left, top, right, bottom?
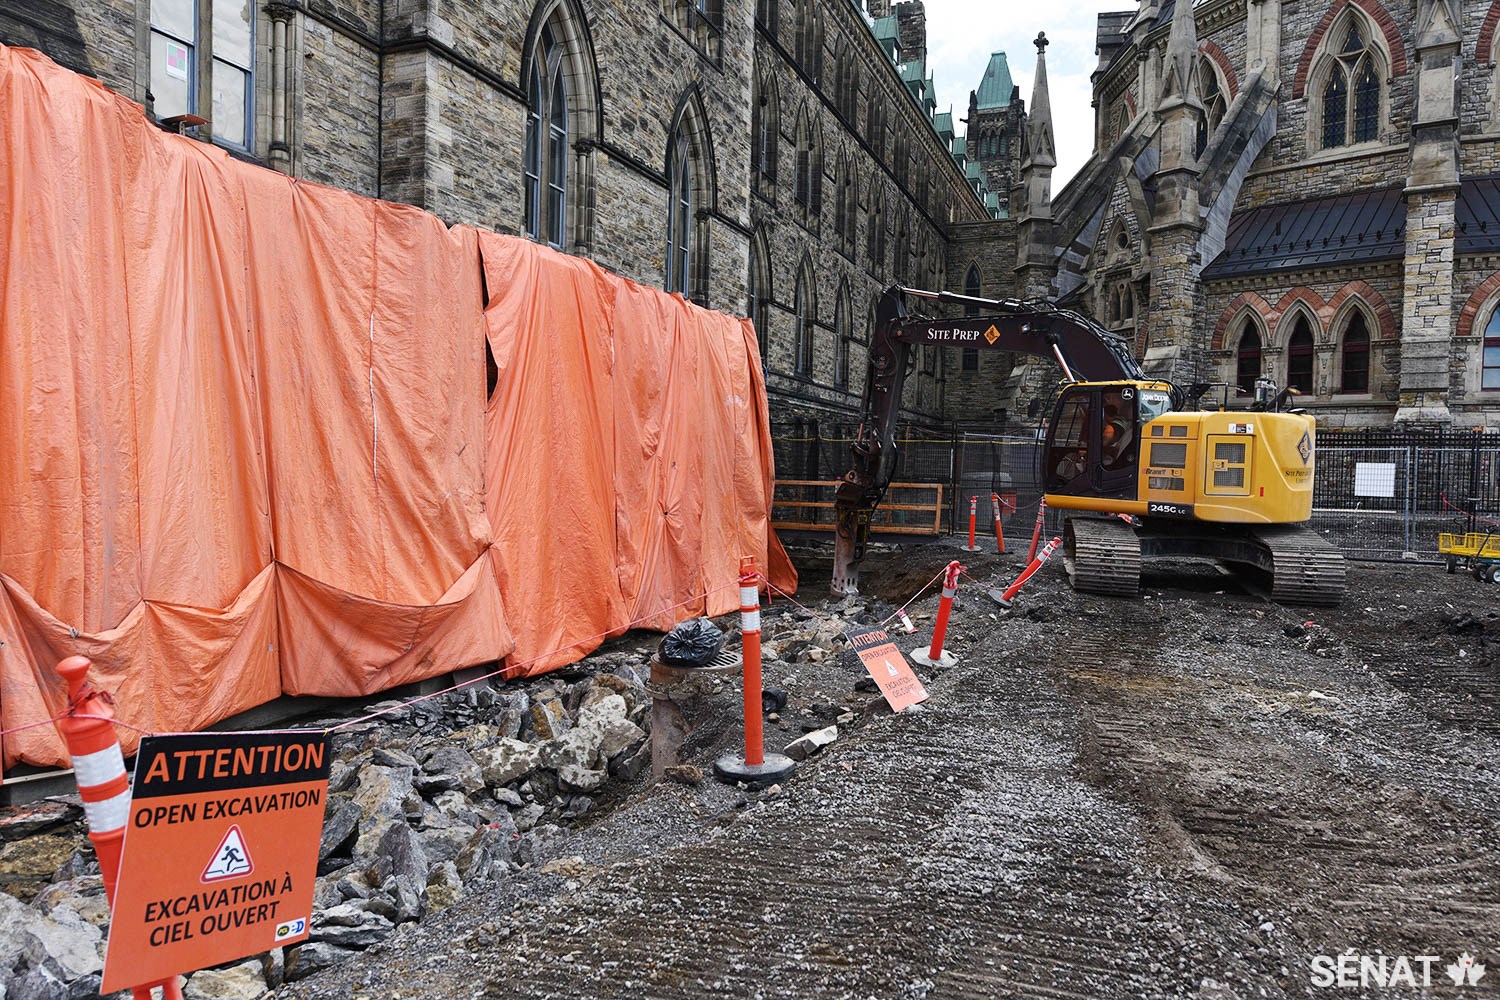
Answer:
1022, 32, 1055, 170
1157, 0, 1201, 114
1017, 32, 1056, 300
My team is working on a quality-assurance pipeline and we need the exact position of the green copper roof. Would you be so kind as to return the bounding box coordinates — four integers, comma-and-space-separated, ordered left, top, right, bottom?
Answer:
873, 15, 898, 40
932, 111, 954, 140
976, 51, 1013, 110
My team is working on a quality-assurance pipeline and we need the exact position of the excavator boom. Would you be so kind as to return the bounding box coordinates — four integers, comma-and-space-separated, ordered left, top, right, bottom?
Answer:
831, 285, 1147, 594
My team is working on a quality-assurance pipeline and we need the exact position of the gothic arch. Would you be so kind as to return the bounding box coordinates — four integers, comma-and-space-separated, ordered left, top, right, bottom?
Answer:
665, 85, 717, 213
520, 0, 601, 250
1293, 0, 1406, 100
1198, 39, 1239, 100
520, 0, 601, 143
1212, 291, 1273, 350
1327, 280, 1396, 342
664, 85, 716, 302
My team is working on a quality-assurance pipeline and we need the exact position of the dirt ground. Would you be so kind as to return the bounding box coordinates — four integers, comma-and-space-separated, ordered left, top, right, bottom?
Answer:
275, 537, 1500, 1000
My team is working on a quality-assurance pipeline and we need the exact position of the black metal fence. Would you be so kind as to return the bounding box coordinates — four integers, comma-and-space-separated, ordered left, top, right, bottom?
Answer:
771, 421, 1500, 562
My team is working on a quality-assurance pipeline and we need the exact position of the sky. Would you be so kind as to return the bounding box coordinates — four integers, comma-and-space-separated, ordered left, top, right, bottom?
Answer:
924, 0, 1133, 190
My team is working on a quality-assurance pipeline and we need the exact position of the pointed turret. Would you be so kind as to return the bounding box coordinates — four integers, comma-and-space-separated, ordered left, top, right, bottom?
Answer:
1022, 33, 1055, 171
1016, 32, 1056, 298
1157, 0, 1201, 115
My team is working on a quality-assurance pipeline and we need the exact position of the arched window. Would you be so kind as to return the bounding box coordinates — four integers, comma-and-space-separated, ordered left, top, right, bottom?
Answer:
835, 153, 855, 254
866, 188, 882, 268
521, 3, 597, 252
1287, 315, 1315, 393
794, 260, 816, 375
962, 265, 981, 371
751, 66, 778, 192
795, 0, 823, 84
794, 109, 814, 210
524, 22, 568, 247
1195, 55, 1226, 158
665, 91, 714, 304
755, 0, 775, 31
748, 231, 771, 368
1339, 311, 1370, 393
866, 90, 883, 157
1484, 306, 1500, 390
893, 217, 909, 284
835, 284, 852, 390
666, 135, 692, 295
1235, 319, 1262, 394
1315, 13, 1386, 149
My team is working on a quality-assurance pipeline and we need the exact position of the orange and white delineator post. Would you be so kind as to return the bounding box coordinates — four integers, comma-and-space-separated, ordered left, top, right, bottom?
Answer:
992, 536, 1062, 607
53, 656, 185, 1000
961, 496, 982, 552
990, 493, 1007, 555
1026, 498, 1048, 563
712, 557, 796, 789
911, 560, 961, 668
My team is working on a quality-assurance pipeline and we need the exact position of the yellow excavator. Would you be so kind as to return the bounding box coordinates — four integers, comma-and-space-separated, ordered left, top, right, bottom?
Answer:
831, 286, 1346, 605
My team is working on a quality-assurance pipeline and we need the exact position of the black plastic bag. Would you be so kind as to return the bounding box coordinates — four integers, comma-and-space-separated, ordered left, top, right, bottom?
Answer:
658, 617, 725, 667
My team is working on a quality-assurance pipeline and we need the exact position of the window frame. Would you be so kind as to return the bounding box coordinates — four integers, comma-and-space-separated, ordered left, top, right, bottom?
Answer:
1286, 315, 1317, 394
1310, 12, 1388, 152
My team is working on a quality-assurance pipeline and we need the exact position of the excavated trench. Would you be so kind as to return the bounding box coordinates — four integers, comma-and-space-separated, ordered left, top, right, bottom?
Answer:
276, 544, 1500, 1000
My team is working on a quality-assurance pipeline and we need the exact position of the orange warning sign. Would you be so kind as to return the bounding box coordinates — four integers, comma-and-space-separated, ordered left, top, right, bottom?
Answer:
846, 626, 928, 712
101, 732, 330, 993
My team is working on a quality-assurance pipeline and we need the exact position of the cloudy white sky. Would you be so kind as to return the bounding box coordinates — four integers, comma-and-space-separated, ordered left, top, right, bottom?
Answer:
924, 0, 1132, 189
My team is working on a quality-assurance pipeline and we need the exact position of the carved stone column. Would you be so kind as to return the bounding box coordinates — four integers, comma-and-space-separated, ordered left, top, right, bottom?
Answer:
266, 2, 296, 173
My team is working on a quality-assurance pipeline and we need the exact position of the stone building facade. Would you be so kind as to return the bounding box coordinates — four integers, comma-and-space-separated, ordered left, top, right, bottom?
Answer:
0, 0, 1001, 433
1019, 0, 1500, 429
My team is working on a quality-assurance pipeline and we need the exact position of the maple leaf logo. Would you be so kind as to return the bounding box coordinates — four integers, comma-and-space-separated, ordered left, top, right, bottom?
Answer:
1447, 953, 1486, 986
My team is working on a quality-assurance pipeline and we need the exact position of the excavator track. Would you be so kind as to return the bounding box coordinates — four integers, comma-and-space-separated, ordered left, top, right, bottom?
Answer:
1245, 524, 1347, 606
1063, 517, 1142, 598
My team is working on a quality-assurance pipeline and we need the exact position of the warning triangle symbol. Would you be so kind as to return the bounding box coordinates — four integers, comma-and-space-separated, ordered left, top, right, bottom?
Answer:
201, 825, 255, 883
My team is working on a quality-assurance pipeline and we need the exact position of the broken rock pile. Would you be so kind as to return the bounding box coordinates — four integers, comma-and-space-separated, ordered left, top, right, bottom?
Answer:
0, 653, 652, 998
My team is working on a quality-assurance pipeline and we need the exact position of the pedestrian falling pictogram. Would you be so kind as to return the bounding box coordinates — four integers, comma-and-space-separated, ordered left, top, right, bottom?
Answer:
201, 826, 253, 883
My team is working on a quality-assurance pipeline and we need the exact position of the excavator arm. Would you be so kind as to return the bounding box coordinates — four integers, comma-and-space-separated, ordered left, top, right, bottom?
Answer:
830, 285, 1148, 595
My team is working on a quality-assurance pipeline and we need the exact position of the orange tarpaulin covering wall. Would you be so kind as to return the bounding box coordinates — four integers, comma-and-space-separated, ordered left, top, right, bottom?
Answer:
0, 46, 794, 768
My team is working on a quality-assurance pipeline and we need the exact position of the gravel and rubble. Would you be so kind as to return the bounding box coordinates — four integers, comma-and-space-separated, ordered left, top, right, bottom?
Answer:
2, 538, 1498, 999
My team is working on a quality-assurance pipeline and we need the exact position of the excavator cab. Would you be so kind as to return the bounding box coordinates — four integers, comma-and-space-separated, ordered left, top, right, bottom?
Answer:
1043, 382, 1148, 500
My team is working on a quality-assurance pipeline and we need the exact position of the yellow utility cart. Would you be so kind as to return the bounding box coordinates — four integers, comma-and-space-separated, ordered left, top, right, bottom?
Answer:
1438, 530, 1500, 581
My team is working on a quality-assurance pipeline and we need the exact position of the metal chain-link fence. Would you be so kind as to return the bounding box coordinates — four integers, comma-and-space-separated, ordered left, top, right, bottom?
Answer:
773, 422, 1500, 563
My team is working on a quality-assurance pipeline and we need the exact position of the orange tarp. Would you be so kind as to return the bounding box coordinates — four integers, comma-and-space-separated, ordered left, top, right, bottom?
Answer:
0, 45, 794, 768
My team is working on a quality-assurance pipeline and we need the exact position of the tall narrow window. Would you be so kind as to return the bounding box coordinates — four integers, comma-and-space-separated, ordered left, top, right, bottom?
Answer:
1195, 57, 1225, 160
1485, 307, 1500, 390
211, 0, 252, 147
1315, 16, 1386, 150
524, 24, 569, 248
1340, 312, 1370, 393
752, 69, 778, 191
794, 262, 816, 376
748, 236, 770, 368
666, 134, 692, 295
151, 0, 197, 122
962, 265, 981, 371
866, 191, 882, 269
1235, 321, 1261, 394
756, 0, 776, 30
835, 289, 851, 389
1287, 317, 1315, 393
795, 0, 822, 84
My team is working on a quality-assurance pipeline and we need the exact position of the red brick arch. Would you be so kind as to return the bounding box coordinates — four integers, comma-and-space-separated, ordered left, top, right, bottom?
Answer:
1270, 288, 1334, 344
1292, 0, 1408, 100
1478, 2, 1500, 64
1198, 40, 1239, 100
1458, 270, 1500, 339
1211, 291, 1272, 350
1326, 280, 1397, 341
